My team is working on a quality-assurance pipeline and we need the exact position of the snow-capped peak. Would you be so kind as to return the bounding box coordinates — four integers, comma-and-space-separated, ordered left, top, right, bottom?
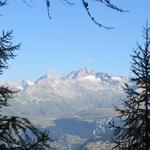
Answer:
21, 80, 35, 88
26, 80, 35, 85
35, 74, 51, 83
66, 68, 95, 79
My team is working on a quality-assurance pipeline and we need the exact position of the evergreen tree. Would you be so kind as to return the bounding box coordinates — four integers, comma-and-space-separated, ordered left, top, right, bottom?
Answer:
0, 1, 54, 150
111, 23, 150, 150
0, 31, 54, 150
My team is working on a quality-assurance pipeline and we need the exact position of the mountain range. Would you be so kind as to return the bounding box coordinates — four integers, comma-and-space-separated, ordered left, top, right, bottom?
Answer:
1, 68, 127, 120
0, 68, 128, 149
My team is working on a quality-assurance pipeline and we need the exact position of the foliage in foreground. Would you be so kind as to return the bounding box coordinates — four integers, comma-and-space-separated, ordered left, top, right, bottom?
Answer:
111, 23, 150, 150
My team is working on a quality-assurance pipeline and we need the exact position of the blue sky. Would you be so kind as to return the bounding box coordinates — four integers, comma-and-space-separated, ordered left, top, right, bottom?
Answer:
0, 0, 150, 80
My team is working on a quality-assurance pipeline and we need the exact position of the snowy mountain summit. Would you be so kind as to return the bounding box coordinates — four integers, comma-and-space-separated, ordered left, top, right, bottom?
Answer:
1, 68, 128, 122
66, 68, 95, 79
1, 68, 127, 90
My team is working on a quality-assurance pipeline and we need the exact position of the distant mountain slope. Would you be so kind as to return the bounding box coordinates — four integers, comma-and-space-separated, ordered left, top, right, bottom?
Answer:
1, 68, 127, 123
0, 68, 129, 149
